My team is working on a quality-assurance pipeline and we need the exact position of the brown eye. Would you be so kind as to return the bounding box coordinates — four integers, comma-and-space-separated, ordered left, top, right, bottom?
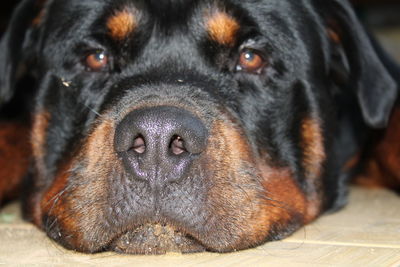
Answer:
85, 50, 108, 71
237, 49, 266, 73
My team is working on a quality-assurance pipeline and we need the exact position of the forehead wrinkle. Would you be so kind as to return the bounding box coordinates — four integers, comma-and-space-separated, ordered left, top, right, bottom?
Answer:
107, 6, 139, 40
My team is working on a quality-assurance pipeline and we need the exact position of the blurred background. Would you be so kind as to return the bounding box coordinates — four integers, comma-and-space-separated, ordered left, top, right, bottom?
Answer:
0, 1, 400, 60
352, 0, 400, 61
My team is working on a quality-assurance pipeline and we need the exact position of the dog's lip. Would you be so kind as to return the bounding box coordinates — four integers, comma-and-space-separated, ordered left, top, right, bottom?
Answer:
108, 223, 206, 254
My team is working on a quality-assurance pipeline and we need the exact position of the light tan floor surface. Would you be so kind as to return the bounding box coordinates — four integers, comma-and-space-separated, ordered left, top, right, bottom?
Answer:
0, 187, 399, 267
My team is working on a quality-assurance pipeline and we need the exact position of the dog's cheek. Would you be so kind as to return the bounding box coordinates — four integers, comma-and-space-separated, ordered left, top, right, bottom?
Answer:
38, 119, 119, 252
199, 120, 314, 251
39, 163, 79, 249
39, 167, 112, 252
198, 120, 264, 250
240, 163, 320, 246
258, 166, 308, 234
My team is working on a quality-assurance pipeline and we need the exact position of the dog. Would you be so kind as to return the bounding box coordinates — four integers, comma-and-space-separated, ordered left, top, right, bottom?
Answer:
0, 0, 399, 255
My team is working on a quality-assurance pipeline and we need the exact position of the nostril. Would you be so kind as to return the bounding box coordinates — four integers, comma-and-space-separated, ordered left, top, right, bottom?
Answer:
131, 135, 146, 154
114, 106, 209, 184
170, 135, 186, 156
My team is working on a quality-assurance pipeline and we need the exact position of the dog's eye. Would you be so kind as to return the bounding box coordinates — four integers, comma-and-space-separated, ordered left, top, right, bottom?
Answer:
236, 49, 266, 74
85, 50, 109, 71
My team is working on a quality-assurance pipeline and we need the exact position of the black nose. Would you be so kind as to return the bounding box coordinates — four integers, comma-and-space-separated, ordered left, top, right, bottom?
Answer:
114, 106, 208, 186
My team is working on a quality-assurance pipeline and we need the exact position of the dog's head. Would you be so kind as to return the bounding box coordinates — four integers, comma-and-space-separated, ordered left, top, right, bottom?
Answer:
0, 0, 397, 254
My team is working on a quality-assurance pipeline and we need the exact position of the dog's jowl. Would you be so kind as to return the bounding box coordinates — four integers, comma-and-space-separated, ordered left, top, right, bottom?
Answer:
0, 0, 399, 254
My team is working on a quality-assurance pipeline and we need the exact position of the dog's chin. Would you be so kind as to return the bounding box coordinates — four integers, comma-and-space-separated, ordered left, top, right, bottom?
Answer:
109, 223, 206, 255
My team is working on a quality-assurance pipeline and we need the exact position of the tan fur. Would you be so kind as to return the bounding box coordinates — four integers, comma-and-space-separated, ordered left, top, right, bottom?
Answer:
206, 11, 240, 46
31, 111, 50, 177
299, 117, 326, 218
107, 8, 138, 40
0, 122, 31, 203
301, 117, 326, 179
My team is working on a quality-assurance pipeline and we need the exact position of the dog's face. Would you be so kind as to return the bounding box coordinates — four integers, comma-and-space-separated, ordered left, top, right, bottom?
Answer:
0, 0, 397, 254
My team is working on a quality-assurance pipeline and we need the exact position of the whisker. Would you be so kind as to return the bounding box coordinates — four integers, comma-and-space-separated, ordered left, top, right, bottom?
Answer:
83, 102, 103, 118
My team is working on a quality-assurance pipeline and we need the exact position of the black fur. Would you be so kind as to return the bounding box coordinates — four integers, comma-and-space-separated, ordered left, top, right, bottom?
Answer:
0, 0, 398, 254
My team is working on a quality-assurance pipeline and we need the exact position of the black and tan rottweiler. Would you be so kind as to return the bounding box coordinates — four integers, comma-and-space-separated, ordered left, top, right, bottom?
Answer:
0, 0, 399, 254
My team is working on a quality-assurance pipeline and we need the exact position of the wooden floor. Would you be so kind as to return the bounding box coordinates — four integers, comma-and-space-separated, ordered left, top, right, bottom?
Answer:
0, 187, 399, 267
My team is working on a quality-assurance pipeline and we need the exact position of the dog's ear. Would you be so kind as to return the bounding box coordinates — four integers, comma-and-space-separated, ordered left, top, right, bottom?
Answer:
0, 0, 44, 106
322, 0, 399, 128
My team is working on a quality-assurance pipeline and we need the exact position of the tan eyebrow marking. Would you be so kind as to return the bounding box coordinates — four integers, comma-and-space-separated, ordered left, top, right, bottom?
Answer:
107, 8, 138, 40
206, 11, 240, 46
